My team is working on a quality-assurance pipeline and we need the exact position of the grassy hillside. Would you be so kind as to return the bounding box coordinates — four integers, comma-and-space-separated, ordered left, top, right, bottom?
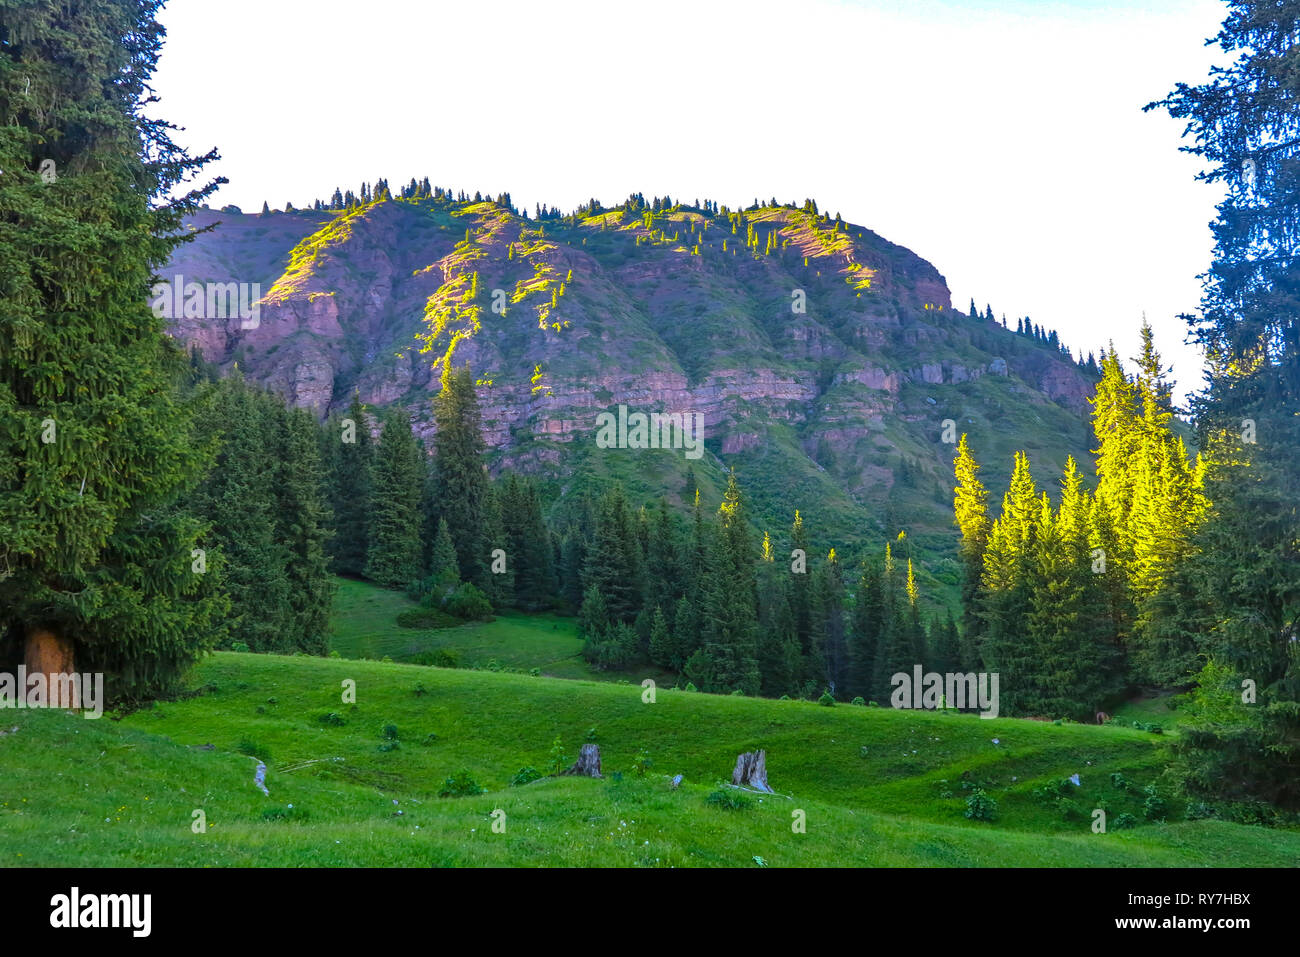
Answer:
2, 653, 1296, 867
329, 577, 673, 684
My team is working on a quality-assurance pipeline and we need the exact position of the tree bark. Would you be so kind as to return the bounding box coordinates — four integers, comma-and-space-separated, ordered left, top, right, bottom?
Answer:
732, 750, 772, 792
24, 626, 78, 709
564, 743, 602, 778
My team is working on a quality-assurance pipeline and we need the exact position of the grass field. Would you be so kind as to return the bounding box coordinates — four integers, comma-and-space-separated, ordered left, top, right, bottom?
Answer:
2, 652, 1297, 867
328, 577, 673, 684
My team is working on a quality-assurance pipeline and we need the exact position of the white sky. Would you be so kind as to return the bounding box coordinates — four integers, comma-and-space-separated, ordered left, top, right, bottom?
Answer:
153, 0, 1229, 404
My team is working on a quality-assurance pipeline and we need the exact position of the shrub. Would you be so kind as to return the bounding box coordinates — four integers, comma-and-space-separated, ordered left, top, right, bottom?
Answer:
422, 732, 439, 745
317, 712, 346, 727
851, 696, 865, 706
1113, 812, 1138, 830
684, 682, 698, 692
964, 789, 998, 821
377, 741, 400, 753
707, 788, 752, 811
438, 769, 485, 797
381, 723, 399, 740
231, 642, 250, 654
632, 749, 652, 776
396, 607, 454, 629
444, 582, 493, 620
328, 650, 341, 659
1142, 784, 1168, 822
818, 691, 836, 707
510, 766, 542, 787
529, 667, 540, 677
547, 736, 569, 776
413, 683, 428, 697
584, 727, 598, 742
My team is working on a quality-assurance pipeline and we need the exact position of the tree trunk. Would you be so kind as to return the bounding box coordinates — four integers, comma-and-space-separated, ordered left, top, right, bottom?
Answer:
564, 743, 602, 778
732, 750, 772, 792
24, 626, 78, 709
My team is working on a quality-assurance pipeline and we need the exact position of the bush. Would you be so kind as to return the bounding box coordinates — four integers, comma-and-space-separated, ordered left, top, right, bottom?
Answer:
1142, 784, 1168, 822
438, 769, 485, 797
381, 723, 399, 740
317, 712, 346, 727
707, 787, 753, 811
377, 741, 400, 753
328, 650, 341, 659
413, 683, 427, 697
964, 789, 998, 821
510, 766, 542, 787
231, 642, 250, 654
685, 682, 698, 692
422, 732, 439, 745
1112, 812, 1138, 830
851, 696, 866, 706
584, 727, 598, 742
396, 607, 454, 629
444, 582, 493, 620
632, 749, 652, 776
818, 691, 835, 707
547, 736, 569, 776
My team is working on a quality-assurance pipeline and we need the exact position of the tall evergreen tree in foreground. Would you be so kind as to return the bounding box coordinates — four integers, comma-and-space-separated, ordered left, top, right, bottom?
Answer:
1152, 0, 1300, 812
0, 0, 226, 698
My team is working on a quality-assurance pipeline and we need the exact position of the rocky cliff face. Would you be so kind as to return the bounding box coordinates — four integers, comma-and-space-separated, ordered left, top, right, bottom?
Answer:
163, 195, 1097, 583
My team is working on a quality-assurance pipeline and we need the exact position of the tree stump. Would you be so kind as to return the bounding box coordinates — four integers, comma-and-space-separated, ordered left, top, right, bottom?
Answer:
565, 743, 602, 778
24, 627, 78, 709
732, 750, 773, 792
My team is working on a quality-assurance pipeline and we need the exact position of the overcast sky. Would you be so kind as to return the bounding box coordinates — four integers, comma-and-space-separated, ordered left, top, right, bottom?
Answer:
153, 0, 1230, 404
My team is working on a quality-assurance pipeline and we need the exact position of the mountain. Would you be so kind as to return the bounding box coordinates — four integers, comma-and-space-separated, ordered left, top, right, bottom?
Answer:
162, 193, 1098, 604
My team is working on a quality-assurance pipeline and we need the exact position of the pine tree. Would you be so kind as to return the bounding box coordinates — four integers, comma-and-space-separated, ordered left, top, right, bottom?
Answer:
0, 0, 228, 697
583, 486, 642, 622
848, 560, 884, 700
365, 409, 424, 588
327, 393, 373, 577
432, 363, 491, 588
953, 433, 990, 669
979, 451, 1040, 713
428, 517, 461, 603
274, 406, 335, 654
685, 473, 760, 695
189, 379, 289, 653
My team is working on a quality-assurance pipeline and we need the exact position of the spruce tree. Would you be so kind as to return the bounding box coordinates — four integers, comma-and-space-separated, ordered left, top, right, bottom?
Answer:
274, 405, 335, 654
365, 409, 424, 588
432, 363, 491, 588
848, 560, 884, 699
327, 393, 373, 577
953, 433, 989, 669
0, 0, 227, 697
